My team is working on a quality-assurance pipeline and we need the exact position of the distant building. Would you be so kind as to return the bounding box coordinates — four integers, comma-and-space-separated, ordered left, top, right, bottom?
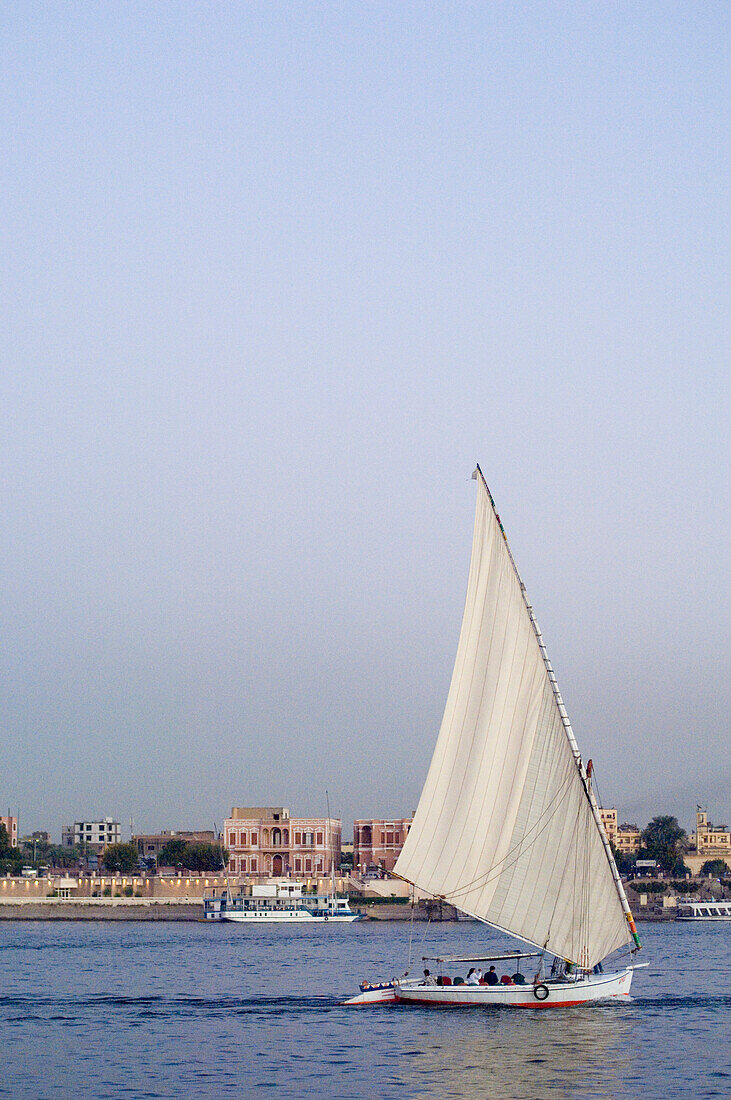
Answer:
133, 830, 216, 860
693, 807, 730, 858
616, 824, 641, 855
598, 808, 618, 846
354, 817, 412, 874
224, 807, 341, 878
0, 815, 18, 848
62, 818, 121, 851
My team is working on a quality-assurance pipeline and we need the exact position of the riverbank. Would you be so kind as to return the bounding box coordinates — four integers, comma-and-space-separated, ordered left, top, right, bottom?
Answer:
0, 899, 676, 921
0, 900, 201, 920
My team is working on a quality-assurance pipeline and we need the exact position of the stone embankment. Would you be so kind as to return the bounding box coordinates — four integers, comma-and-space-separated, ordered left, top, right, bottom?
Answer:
0, 899, 201, 920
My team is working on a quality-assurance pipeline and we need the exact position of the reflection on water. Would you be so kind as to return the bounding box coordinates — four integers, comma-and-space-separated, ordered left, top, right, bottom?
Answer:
397, 1007, 634, 1099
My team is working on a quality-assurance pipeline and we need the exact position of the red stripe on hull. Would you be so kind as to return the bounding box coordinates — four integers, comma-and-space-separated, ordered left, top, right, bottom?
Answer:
394, 992, 631, 1009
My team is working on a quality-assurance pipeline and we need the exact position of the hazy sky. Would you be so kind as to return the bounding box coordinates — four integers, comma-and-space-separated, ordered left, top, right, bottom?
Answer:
2, 3, 728, 840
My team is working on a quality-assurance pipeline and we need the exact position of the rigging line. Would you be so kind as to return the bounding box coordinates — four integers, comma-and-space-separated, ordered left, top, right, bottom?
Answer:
433, 764, 576, 898
407, 887, 416, 971
441, 774, 576, 903
417, 912, 433, 960
440, 774, 576, 901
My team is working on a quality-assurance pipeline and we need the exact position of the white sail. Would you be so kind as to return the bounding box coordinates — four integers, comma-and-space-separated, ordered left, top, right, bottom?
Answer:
395, 472, 631, 968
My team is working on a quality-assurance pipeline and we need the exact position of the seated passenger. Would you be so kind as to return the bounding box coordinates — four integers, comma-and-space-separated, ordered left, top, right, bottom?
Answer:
485, 966, 499, 985
466, 967, 480, 985
512, 972, 527, 985
420, 968, 436, 985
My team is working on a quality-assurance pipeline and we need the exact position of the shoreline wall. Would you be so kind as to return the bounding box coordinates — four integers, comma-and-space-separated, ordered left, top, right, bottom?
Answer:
0, 901, 201, 921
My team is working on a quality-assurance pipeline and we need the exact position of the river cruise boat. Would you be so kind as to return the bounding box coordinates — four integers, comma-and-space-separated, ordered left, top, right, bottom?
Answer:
676, 899, 731, 921
203, 880, 360, 923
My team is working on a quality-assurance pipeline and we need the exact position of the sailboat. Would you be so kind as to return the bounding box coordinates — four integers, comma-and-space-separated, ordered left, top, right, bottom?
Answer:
345, 467, 645, 1007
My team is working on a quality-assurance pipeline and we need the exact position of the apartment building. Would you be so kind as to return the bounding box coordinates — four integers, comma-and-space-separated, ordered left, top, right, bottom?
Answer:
62, 818, 121, 851
0, 815, 18, 848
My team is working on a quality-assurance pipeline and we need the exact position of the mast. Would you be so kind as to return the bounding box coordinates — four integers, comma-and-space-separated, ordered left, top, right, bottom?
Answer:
326, 790, 335, 907
472, 465, 641, 953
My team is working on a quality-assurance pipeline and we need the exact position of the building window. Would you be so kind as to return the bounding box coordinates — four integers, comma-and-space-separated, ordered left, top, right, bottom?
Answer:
240, 831, 247, 846
295, 832, 301, 845
381, 833, 386, 845
387, 832, 393, 845
251, 858, 257, 872
230, 858, 237, 873
241, 858, 247, 872
295, 858, 301, 872
251, 833, 258, 846
305, 859, 312, 873
305, 832, 313, 846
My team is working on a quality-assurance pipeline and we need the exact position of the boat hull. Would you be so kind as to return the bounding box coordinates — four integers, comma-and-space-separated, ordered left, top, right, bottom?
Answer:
341, 984, 399, 1006
394, 967, 634, 1008
223, 912, 359, 924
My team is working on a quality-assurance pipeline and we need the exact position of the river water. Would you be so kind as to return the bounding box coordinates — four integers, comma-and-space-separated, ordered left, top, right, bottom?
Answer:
1, 918, 728, 1098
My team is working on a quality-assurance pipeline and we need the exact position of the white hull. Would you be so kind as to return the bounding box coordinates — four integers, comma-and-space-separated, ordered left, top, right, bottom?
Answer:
223, 911, 359, 924
676, 901, 731, 921
342, 984, 399, 1006
393, 967, 634, 1008
677, 915, 731, 921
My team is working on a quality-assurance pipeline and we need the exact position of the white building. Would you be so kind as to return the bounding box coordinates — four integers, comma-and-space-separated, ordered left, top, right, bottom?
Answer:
62, 818, 121, 851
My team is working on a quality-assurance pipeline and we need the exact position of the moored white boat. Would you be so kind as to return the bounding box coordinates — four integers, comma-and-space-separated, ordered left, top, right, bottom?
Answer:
345, 468, 645, 1008
204, 880, 360, 923
676, 899, 731, 921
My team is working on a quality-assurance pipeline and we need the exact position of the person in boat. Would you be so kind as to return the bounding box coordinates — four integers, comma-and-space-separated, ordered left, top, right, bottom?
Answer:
420, 969, 436, 985
466, 967, 480, 985
485, 965, 499, 986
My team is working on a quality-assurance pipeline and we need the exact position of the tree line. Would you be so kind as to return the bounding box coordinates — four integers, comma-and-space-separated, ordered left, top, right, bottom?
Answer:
611, 814, 728, 879
101, 839, 229, 873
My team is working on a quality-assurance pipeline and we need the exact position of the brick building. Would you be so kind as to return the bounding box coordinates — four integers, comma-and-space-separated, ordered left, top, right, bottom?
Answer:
0, 815, 18, 848
353, 817, 412, 874
224, 807, 341, 878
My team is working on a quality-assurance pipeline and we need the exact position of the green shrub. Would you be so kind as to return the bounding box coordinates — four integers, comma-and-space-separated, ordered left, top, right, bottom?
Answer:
635, 880, 666, 893
102, 886, 112, 897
